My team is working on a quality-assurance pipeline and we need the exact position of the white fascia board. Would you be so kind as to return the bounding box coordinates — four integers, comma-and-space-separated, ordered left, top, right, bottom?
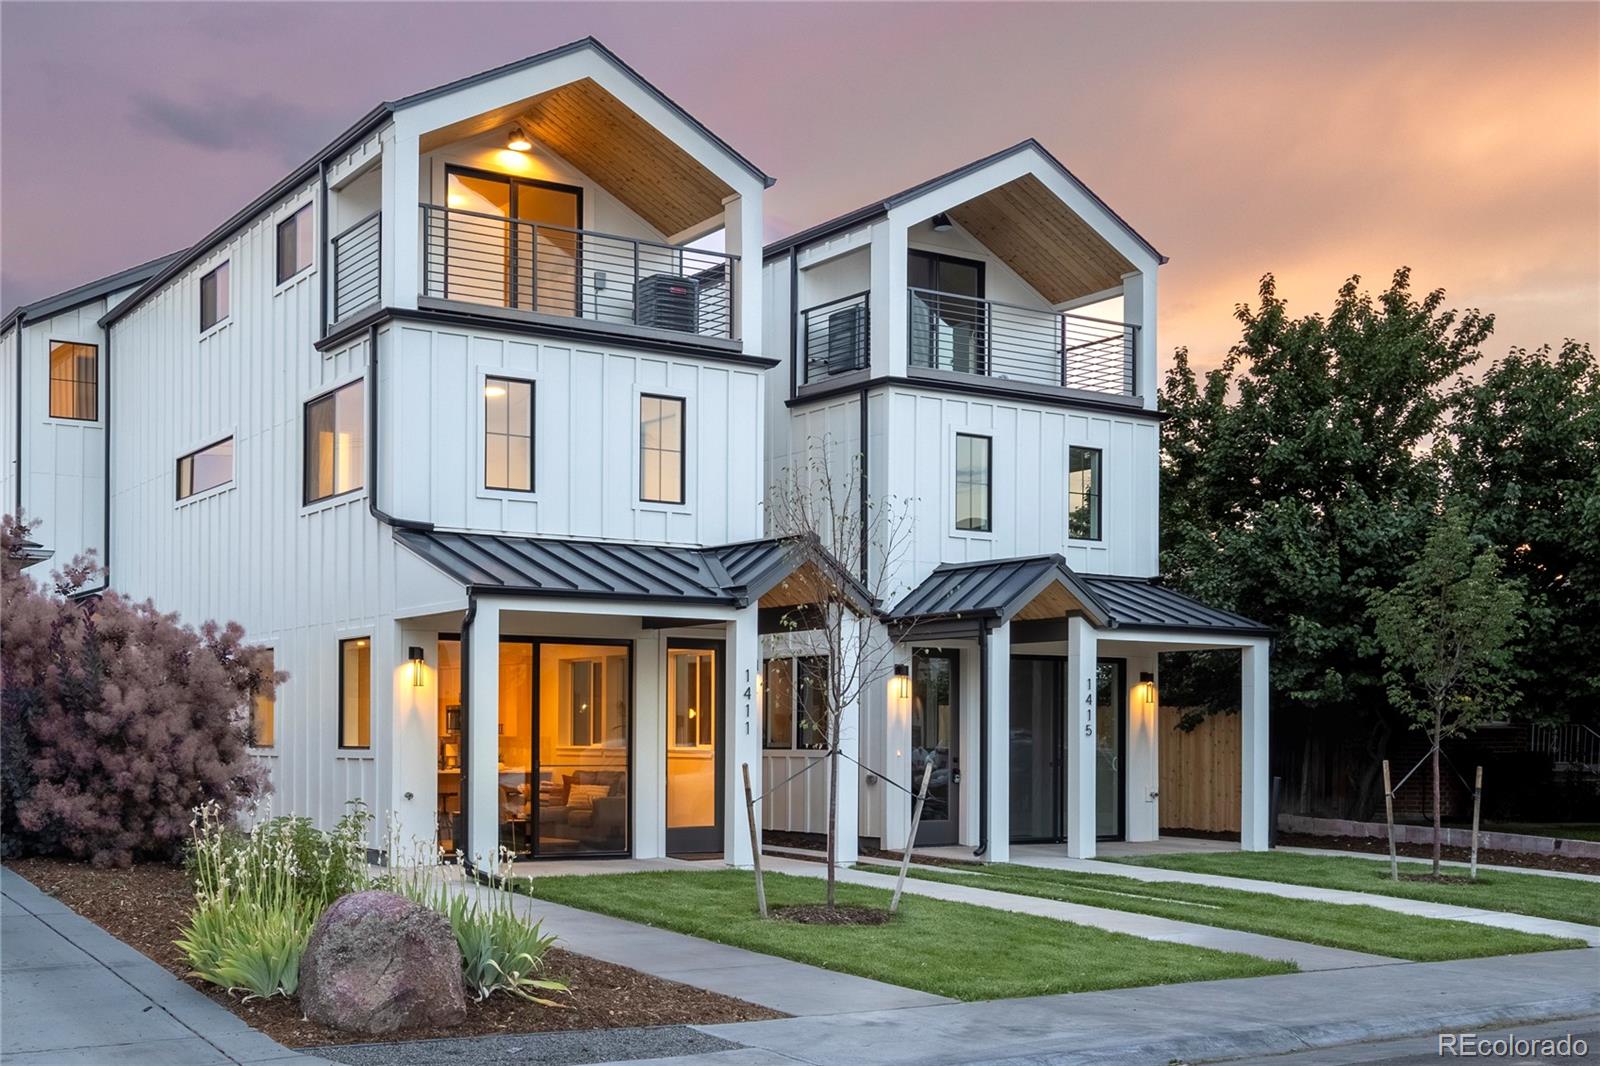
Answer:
884, 145, 1161, 276
795, 223, 874, 269
390, 50, 765, 202
1098, 629, 1270, 651
468, 594, 742, 621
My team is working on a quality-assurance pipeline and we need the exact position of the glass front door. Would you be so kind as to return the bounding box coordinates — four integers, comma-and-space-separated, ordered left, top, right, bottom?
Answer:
911, 649, 959, 846
1009, 657, 1062, 842
533, 642, 631, 857
665, 641, 723, 855
1095, 660, 1125, 840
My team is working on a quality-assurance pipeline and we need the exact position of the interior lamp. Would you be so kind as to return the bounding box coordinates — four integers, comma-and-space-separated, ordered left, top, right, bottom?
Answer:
506, 127, 533, 152
889, 663, 911, 700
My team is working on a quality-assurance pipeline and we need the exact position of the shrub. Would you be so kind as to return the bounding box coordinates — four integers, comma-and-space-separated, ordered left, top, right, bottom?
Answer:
2, 514, 278, 867
190, 804, 371, 914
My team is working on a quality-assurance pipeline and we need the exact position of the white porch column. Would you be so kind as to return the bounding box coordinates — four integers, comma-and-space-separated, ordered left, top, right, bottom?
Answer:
982, 622, 1011, 863
833, 613, 862, 866
871, 221, 910, 377
632, 630, 665, 860
881, 642, 914, 851
1122, 268, 1158, 412
724, 193, 763, 348
384, 129, 420, 311
1240, 640, 1271, 851
392, 627, 441, 855
465, 600, 501, 866
724, 605, 761, 867
1122, 652, 1161, 843
1065, 616, 1100, 858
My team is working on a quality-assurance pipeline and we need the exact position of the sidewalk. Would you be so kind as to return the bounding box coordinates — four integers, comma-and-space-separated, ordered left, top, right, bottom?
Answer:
765, 856, 1397, 972
1004, 852, 1599, 946
1, 868, 332, 1066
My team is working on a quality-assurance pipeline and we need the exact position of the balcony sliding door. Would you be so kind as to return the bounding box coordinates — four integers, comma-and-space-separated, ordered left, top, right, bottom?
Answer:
909, 250, 986, 374
441, 167, 582, 315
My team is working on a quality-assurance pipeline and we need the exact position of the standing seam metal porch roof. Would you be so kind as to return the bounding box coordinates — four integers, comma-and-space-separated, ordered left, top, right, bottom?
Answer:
887, 554, 1271, 636
395, 529, 873, 611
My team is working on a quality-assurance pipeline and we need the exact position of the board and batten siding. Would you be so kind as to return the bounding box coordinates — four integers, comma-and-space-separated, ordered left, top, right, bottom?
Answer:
107, 180, 391, 837
383, 321, 764, 546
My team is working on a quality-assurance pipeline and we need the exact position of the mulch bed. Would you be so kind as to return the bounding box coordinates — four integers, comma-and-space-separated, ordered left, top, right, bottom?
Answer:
4, 858, 783, 1048
771, 903, 891, 926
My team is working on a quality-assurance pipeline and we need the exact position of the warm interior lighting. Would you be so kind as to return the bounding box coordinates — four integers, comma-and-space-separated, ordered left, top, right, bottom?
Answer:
889, 663, 911, 700
931, 212, 953, 232
506, 126, 532, 152
483, 383, 507, 398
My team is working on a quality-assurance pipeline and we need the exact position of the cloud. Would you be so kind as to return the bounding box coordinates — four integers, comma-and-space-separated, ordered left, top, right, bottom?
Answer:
128, 88, 320, 166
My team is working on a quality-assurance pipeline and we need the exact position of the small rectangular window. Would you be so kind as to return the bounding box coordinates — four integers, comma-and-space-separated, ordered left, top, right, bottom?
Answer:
48, 341, 98, 420
1069, 446, 1102, 541
200, 262, 230, 330
176, 437, 234, 500
276, 205, 313, 284
484, 377, 533, 491
640, 394, 685, 504
762, 659, 794, 750
762, 655, 829, 751
304, 381, 364, 503
955, 433, 991, 532
339, 638, 371, 749
252, 650, 276, 748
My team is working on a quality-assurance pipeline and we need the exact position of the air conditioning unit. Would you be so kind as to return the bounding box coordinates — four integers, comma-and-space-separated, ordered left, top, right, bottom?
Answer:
635, 274, 698, 333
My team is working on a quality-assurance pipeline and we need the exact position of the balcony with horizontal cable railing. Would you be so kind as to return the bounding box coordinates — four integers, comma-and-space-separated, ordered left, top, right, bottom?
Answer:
908, 287, 1137, 397
798, 291, 869, 386
420, 203, 737, 341
329, 211, 381, 323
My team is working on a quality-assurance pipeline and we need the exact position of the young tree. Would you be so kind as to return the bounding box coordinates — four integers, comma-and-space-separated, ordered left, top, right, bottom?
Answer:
765, 436, 909, 908
1367, 508, 1524, 874
2, 514, 277, 866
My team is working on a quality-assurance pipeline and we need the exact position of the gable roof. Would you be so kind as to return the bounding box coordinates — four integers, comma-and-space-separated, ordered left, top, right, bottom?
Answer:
3, 252, 182, 333
763, 139, 1165, 264
99, 37, 771, 330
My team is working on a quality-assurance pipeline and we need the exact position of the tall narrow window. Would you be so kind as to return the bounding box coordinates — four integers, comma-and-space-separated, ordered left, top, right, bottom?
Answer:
276, 205, 314, 283
484, 377, 533, 491
251, 650, 276, 748
339, 638, 371, 749
762, 655, 830, 751
200, 262, 230, 330
48, 341, 98, 420
177, 437, 234, 500
1068, 446, 1102, 540
954, 433, 992, 532
304, 381, 364, 503
639, 394, 685, 504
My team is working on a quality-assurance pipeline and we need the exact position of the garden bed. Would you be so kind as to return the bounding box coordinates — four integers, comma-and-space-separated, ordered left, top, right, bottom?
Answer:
5, 859, 783, 1047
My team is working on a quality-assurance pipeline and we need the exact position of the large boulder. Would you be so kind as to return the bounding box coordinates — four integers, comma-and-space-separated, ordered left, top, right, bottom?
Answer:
299, 890, 466, 1034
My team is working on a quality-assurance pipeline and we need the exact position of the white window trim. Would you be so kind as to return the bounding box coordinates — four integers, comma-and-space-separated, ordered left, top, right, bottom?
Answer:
335, 631, 375, 756
174, 429, 239, 509
761, 654, 829, 754
248, 644, 277, 752
298, 373, 368, 515
272, 199, 318, 294
475, 365, 540, 502
632, 385, 693, 515
949, 425, 996, 542
1065, 443, 1105, 545
199, 259, 233, 338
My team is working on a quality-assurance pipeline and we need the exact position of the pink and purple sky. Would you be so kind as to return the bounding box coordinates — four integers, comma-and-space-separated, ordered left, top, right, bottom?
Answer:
3, 2, 1595, 373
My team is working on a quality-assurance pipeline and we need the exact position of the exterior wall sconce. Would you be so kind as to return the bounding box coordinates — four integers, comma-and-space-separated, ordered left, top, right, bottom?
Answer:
408, 645, 426, 687
506, 127, 533, 152
1138, 671, 1157, 704
931, 212, 953, 232
889, 663, 911, 700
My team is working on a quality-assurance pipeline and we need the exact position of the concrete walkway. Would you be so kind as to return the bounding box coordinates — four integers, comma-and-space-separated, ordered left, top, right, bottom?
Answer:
1002, 851, 1600, 946
763, 856, 1396, 972
0, 868, 331, 1066
683, 948, 1600, 1066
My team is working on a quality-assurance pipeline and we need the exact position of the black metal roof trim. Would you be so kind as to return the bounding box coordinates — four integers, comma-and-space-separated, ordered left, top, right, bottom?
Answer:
787, 374, 1167, 421
1075, 574, 1274, 636
317, 305, 780, 369
3, 252, 182, 332
763, 138, 1165, 264
395, 529, 868, 612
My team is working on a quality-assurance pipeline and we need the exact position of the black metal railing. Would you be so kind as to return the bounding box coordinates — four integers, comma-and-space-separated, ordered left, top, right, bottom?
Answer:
420, 204, 736, 340
907, 287, 1137, 396
330, 211, 381, 322
799, 291, 869, 384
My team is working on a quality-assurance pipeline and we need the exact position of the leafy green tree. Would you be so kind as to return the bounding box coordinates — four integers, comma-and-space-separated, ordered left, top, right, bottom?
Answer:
1446, 342, 1600, 722
1368, 508, 1524, 873
1159, 269, 1492, 816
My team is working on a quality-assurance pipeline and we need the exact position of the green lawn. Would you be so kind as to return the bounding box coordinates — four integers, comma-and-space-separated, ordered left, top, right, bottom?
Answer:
515, 869, 1292, 1000
858, 862, 1582, 962
1109, 851, 1600, 927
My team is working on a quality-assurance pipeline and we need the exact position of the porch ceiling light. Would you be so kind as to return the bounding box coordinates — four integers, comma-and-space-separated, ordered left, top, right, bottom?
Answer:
931, 212, 953, 232
890, 663, 911, 700
506, 126, 533, 152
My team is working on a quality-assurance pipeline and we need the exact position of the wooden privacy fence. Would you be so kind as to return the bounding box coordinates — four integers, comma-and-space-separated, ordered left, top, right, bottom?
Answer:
1159, 706, 1241, 833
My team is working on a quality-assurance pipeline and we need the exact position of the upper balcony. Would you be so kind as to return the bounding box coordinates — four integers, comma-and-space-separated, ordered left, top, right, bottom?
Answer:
777, 141, 1163, 410
320, 39, 770, 354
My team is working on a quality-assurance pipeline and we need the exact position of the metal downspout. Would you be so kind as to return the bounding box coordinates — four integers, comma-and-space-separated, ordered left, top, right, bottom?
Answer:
363, 322, 432, 532
458, 590, 478, 872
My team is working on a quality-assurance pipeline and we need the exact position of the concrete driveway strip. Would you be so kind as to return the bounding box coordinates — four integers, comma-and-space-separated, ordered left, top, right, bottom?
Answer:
764, 857, 1398, 972
1, 868, 332, 1066
692, 948, 1600, 1066
1013, 853, 1600, 946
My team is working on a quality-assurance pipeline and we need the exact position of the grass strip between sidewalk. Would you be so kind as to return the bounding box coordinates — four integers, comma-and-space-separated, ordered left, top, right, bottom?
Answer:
1107, 851, 1600, 927
515, 869, 1293, 1001
857, 861, 1584, 962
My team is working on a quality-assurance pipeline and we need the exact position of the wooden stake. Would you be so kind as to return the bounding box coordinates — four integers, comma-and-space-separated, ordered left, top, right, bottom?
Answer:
1469, 765, 1484, 880
742, 763, 768, 918
1382, 758, 1399, 882
891, 760, 935, 916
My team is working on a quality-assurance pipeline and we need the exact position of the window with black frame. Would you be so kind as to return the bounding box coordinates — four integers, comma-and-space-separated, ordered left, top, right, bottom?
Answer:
200, 262, 229, 330
47, 341, 98, 421
276, 205, 314, 283
762, 655, 829, 750
909, 250, 985, 374
1068, 446, 1102, 540
955, 433, 992, 532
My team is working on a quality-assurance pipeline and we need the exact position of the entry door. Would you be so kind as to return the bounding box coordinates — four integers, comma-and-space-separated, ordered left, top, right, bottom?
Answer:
1095, 660, 1126, 840
665, 641, 724, 855
1009, 657, 1063, 843
911, 649, 960, 846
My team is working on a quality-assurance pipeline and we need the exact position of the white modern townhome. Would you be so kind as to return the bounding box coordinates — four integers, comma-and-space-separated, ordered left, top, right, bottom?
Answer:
759, 141, 1274, 864
3, 38, 872, 868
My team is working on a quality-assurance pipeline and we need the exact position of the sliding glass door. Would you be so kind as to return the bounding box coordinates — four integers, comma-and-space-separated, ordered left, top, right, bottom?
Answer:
442, 166, 582, 314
